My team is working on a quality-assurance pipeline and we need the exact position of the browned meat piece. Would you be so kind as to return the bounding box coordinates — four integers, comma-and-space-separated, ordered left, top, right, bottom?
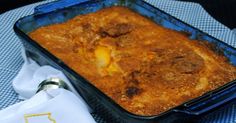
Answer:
171, 51, 205, 74
101, 23, 133, 37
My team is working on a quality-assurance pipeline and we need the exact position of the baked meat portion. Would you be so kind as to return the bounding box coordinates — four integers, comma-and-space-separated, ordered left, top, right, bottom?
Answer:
29, 6, 236, 116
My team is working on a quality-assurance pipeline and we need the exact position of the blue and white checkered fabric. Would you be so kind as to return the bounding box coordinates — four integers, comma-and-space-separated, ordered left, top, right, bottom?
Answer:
146, 0, 236, 46
0, 0, 236, 123
0, 1, 52, 109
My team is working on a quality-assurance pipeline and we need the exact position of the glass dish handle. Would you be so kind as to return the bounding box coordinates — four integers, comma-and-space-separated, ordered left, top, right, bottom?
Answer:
34, 0, 88, 14
177, 81, 236, 115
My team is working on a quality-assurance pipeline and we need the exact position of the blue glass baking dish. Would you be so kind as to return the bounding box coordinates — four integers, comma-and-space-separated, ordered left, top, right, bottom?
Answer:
14, 0, 236, 122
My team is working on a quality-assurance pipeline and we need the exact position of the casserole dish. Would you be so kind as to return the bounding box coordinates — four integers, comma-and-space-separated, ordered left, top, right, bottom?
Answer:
14, 0, 236, 122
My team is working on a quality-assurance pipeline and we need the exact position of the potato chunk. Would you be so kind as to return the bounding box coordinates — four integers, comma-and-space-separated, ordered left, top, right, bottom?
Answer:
95, 46, 111, 67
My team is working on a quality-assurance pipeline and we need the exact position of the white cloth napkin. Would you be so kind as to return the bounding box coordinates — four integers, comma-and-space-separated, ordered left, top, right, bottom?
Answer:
0, 89, 96, 123
12, 50, 84, 100
0, 49, 95, 123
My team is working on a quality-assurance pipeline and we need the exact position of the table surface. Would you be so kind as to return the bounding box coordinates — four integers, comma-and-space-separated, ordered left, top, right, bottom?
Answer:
1, 0, 236, 123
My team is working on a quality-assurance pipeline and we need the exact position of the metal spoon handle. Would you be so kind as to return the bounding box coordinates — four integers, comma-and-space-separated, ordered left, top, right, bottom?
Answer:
37, 78, 69, 93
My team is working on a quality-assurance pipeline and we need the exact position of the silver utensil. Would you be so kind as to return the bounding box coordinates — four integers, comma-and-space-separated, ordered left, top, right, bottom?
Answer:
36, 78, 69, 93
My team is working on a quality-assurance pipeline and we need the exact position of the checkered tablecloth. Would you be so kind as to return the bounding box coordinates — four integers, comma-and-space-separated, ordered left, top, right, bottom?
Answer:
0, 0, 236, 123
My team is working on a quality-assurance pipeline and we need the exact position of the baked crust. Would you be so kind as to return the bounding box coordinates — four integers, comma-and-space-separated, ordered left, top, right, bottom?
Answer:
29, 6, 236, 116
